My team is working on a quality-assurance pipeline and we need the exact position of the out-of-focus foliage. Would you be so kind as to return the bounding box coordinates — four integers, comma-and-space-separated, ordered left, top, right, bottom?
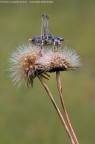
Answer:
0, 1, 95, 144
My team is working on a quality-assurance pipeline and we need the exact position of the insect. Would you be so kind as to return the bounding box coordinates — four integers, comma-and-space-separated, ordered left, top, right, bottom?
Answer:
29, 14, 64, 48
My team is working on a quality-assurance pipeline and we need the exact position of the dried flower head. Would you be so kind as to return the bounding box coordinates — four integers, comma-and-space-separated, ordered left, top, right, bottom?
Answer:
37, 47, 81, 73
9, 44, 81, 87
9, 44, 41, 87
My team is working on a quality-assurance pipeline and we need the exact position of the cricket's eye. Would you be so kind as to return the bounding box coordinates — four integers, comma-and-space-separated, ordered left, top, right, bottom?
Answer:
32, 38, 35, 42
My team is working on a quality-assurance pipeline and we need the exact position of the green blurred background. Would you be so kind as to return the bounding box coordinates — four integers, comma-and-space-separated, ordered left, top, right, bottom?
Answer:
0, 0, 95, 144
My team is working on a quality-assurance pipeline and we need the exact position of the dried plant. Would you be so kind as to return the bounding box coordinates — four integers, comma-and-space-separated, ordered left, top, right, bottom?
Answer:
9, 43, 81, 144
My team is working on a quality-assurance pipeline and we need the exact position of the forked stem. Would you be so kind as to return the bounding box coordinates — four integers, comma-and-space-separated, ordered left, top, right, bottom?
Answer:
56, 71, 79, 144
38, 75, 75, 144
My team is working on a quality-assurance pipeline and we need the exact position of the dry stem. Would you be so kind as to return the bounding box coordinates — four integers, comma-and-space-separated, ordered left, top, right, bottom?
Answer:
38, 74, 75, 144
56, 71, 79, 144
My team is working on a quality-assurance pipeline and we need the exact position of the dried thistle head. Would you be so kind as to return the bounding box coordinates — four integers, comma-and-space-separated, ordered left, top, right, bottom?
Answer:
37, 47, 81, 73
9, 44, 81, 87
9, 44, 41, 87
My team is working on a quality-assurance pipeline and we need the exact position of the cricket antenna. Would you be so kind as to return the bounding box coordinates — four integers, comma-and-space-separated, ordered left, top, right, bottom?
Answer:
41, 14, 45, 37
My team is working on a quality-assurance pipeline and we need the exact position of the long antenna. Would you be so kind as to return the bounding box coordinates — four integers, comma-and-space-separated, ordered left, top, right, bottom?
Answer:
43, 15, 49, 38
41, 14, 45, 37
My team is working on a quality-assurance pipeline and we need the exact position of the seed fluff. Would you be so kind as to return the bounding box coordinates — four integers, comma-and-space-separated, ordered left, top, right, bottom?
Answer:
37, 47, 81, 73
9, 44, 41, 87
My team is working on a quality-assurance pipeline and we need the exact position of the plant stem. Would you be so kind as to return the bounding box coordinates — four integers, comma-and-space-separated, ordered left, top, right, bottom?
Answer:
56, 71, 79, 144
38, 75, 75, 144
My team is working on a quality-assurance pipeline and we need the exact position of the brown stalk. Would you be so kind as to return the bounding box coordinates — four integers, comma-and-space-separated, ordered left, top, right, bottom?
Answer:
38, 74, 75, 144
56, 71, 79, 144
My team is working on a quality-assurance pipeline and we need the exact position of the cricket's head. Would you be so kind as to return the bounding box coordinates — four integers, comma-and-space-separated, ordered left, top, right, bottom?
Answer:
28, 37, 36, 45
29, 36, 43, 45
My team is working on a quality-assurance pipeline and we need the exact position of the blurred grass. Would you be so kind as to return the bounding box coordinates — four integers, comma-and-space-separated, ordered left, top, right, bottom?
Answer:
0, 0, 95, 144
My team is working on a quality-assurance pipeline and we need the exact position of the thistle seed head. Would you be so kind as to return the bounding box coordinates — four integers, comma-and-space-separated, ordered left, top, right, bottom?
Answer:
37, 47, 81, 73
9, 44, 81, 87
9, 44, 41, 87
